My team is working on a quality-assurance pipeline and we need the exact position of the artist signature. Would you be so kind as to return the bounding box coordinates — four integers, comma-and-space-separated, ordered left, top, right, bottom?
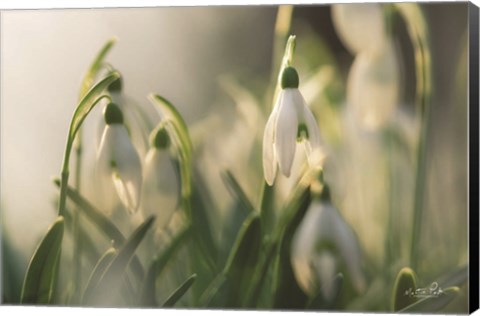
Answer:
404, 282, 445, 298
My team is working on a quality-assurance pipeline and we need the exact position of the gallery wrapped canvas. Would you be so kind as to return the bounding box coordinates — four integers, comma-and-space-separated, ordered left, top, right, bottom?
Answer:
0, 1, 478, 314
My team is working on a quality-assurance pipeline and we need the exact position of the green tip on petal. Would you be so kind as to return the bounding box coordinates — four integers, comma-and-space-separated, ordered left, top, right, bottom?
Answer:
297, 123, 309, 141
281, 66, 299, 89
151, 126, 170, 149
104, 103, 124, 125
108, 76, 123, 93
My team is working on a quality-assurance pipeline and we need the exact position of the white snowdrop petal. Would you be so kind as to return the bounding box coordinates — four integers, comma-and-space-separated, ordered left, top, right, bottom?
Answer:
332, 4, 386, 56
263, 108, 278, 185
331, 208, 366, 292
291, 200, 366, 296
274, 90, 298, 177
97, 124, 143, 213
142, 149, 179, 229
347, 40, 400, 130
291, 201, 324, 294
312, 252, 337, 302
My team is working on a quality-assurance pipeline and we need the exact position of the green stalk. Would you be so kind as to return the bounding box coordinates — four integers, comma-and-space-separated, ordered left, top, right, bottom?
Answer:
72, 114, 84, 302
58, 94, 112, 217
394, 4, 432, 271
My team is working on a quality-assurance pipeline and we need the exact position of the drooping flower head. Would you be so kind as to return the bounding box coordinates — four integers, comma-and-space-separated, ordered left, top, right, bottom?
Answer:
291, 184, 366, 300
332, 3, 400, 130
97, 102, 143, 214
141, 124, 180, 233
263, 66, 322, 185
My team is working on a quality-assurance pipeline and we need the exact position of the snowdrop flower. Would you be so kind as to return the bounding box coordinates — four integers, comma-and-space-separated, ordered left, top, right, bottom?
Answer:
347, 40, 400, 129
97, 102, 143, 214
291, 186, 366, 300
332, 3, 400, 130
263, 67, 321, 185
331, 3, 386, 56
141, 126, 180, 234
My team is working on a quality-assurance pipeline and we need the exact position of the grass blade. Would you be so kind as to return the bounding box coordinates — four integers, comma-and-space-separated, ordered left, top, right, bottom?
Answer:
163, 274, 197, 307
140, 224, 191, 307
53, 178, 123, 244
82, 247, 117, 301
83, 216, 155, 306
53, 179, 145, 281
20, 216, 64, 304
272, 186, 311, 309
148, 94, 192, 199
79, 38, 117, 99
223, 214, 262, 307
69, 71, 120, 145
221, 170, 256, 214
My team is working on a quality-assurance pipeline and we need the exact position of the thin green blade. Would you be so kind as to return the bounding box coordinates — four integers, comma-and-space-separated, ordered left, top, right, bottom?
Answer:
148, 94, 192, 199
140, 224, 191, 307
83, 216, 155, 306
163, 274, 197, 307
20, 216, 64, 304
79, 37, 117, 99
53, 179, 145, 280
82, 247, 117, 302
223, 214, 262, 307
221, 170, 256, 214
69, 71, 120, 142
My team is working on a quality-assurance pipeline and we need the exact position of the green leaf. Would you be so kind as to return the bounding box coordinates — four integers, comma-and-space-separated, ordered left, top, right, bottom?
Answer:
53, 179, 144, 281
272, 186, 311, 309
259, 181, 275, 236
54, 178, 123, 244
392, 267, 418, 311
82, 247, 117, 301
163, 274, 197, 307
79, 37, 117, 99
83, 216, 155, 306
221, 170, 256, 214
223, 214, 262, 307
140, 224, 191, 307
437, 265, 468, 288
20, 216, 64, 304
399, 286, 460, 313
245, 175, 313, 309
148, 94, 192, 199
69, 71, 120, 144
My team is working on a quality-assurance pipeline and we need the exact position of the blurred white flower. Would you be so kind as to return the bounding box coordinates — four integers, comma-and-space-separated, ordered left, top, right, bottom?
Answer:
141, 126, 179, 235
331, 3, 386, 56
97, 102, 143, 214
332, 3, 400, 130
291, 188, 366, 300
263, 67, 322, 185
347, 40, 400, 130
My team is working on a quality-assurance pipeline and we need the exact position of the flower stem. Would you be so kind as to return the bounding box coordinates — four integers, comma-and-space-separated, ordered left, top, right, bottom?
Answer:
394, 3, 432, 271
72, 133, 83, 300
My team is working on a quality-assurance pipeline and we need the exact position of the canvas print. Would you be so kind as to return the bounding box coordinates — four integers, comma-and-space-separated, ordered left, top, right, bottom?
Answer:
0, 3, 475, 313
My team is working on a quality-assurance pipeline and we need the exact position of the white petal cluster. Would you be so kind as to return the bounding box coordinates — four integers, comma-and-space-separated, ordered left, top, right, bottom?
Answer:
291, 195, 366, 300
97, 103, 143, 214
332, 3, 400, 130
263, 67, 322, 186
